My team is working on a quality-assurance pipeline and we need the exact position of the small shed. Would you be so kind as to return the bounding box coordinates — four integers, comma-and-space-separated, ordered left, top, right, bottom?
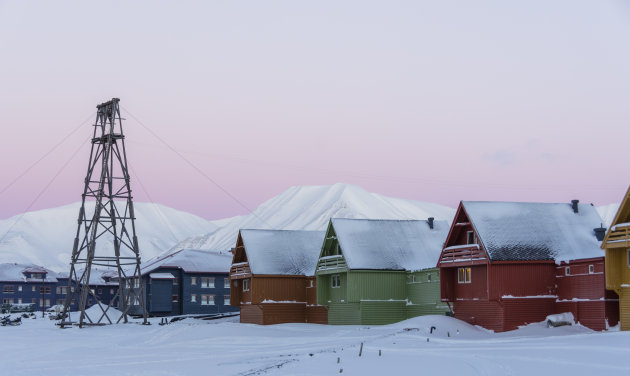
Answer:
438, 201, 618, 332
315, 218, 449, 325
229, 229, 326, 325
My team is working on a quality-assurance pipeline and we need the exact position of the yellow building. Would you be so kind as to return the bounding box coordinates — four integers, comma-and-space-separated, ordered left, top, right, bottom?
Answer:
602, 186, 630, 330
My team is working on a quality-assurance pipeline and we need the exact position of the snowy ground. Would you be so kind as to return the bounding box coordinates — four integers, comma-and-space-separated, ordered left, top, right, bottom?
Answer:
0, 313, 629, 376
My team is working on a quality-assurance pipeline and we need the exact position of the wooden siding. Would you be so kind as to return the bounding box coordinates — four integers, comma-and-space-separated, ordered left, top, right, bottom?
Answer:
488, 262, 556, 300
453, 300, 504, 332
556, 259, 605, 300
316, 273, 348, 305
406, 268, 449, 317
327, 303, 360, 325
621, 287, 630, 331
347, 271, 406, 302
250, 276, 307, 304
359, 301, 406, 325
240, 304, 264, 324
452, 265, 488, 300
306, 305, 328, 324
502, 298, 556, 331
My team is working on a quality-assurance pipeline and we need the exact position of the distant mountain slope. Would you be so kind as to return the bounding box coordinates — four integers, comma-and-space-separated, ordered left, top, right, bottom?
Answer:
173, 183, 457, 252
0, 202, 217, 272
597, 203, 621, 227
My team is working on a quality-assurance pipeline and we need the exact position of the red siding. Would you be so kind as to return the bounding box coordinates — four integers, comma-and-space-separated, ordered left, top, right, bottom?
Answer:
556, 259, 605, 300
488, 262, 556, 300
306, 305, 328, 324
453, 300, 503, 332
453, 265, 488, 299
502, 298, 556, 331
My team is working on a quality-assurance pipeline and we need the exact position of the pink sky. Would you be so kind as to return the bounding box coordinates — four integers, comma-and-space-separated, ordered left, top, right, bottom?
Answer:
1, 1, 629, 220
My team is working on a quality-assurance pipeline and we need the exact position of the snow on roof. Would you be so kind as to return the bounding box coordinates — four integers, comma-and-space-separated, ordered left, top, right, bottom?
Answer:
57, 267, 120, 285
0, 263, 58, 283
141, 248, 232, 275
462, 201, 605, 262
240, 229, 326, 276
331, 218, 449, 270
150, 272, 176, 279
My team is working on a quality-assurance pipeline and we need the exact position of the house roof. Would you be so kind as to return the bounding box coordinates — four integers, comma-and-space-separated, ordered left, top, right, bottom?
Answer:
240, 229, 326, 276
57, 268, 120, 286
141, 248, 233, 275
0, 263, 58, 283
462, 201, 605, 262
331, 218, 449, 271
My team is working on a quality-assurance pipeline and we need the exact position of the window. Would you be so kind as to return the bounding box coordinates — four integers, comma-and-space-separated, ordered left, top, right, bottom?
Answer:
201, 277, 215, 288
308, 280, 314, 288
172, 295, 179, 303
467, 231, 476, 245
18, 286, 22, 292
3, 285, 15, 293
191, 277, 197, 286
427, 273, 432, 282
589, 265, 594, 274
32, 286, 36, 292
565, 267, 570, 276
412, 275, 417, 283
457, 268, 471, 284
2, 298, 13, 304
40, 286, 51, 294
627, 249, 630, 267
224, 295, 230, 305
97, 289, 102, 294
191, 294, 197, 303
224, 279, 230, 288
39, 298, 50, 307
173, 278, 178, 285
31, 273, 44, 279
242, 279, 250, 292
56, 299, 64, 305
17, 298, 22, 304
331, 275, 341, 288
32, 298, 37, 304
201, 294, 215, 305
110, 289, 114, 294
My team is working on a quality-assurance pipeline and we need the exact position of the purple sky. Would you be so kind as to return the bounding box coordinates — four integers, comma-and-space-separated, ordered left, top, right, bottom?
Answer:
1, 1, 629, 220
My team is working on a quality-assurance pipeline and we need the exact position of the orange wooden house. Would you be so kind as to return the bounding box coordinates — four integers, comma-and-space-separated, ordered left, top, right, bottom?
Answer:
229, 229, 327, 325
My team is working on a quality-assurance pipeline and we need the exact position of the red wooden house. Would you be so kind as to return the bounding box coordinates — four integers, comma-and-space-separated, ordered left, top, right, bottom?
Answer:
229, 229, 327, 325
438, 200, 618, 332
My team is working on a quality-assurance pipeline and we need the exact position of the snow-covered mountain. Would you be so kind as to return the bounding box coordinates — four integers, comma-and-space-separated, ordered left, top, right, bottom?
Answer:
0, 202, 217, 272
173, 183, 457, 252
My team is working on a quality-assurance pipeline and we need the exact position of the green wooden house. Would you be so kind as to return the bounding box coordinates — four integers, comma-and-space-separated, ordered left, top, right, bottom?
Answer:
316, 218, 449, 325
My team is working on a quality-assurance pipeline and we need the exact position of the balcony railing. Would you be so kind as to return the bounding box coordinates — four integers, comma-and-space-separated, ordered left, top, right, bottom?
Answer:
230, 262, 252, 279
605, 225, 630, 248
316, 255, 347, 274
438, 244, 487, 265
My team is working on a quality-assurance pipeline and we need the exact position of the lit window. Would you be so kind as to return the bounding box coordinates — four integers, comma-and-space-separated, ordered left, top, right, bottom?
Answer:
331, 275, 341, 288
191, 277, 197, 286
224, 295, 230, 305
201, 294, 214, 305
565, 267, 570, 276
242, 279, 250, 292
201, 277, 215, 288
224, 279, 230, 288
589, 265, 594, 274
457, 268, 471, 284
191, 294, 197, 303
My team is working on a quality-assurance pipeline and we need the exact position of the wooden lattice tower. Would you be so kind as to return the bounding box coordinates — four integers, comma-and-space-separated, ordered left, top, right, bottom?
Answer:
60, 98, 148, 327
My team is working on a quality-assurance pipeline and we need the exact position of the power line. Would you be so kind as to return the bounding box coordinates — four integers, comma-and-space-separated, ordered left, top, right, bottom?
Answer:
0, 135, 90, 246
0, 112, 95, 196
120, 106, 274, 229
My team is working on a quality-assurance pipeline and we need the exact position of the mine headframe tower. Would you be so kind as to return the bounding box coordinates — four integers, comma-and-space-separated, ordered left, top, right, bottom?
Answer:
60, 98, 148, 327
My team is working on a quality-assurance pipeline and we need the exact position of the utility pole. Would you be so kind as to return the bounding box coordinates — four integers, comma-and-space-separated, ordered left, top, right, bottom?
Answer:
60, 98, 148, 327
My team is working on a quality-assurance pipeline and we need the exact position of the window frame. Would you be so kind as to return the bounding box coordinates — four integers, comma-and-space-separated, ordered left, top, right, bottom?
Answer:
224, 295, 230, 306
466, 231, 476, 245
224, 278, 230, 288
191, 294, 197, 303
201, 294, 215, 305
242, 279, 250, 292
172, 294, 179, 303
457, 267, 471, 284
565, 267, 570, 276
331, 274, 341, 288
589, 264, 594, 274
191, 277, 197, 286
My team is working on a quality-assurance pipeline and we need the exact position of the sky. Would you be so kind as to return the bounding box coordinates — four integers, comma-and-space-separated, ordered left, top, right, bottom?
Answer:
1, 0, 629, 221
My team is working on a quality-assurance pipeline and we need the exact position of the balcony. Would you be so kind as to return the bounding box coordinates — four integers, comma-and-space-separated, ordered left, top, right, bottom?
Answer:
439, 244, 487, 266
316, 255, 348, 274
604, 224, 630, 249
229, 262, 252, 279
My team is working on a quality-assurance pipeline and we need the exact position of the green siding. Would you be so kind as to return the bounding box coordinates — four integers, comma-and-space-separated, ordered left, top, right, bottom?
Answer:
347, 271, 407, 302
317, 273, 348, 305
360, 301, 406, 325
406, 268, 449, 318
328, 303, 360, 325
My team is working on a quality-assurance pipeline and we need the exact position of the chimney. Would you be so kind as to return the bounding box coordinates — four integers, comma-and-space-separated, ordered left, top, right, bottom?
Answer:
594, 225, 606, 241
428, 217, 435, 229
571, 199, 579, 213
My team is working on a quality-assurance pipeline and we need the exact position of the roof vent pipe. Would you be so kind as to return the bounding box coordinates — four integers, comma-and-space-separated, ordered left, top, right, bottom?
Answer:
571, 200, 579, 213
428, 217, 434, 229
594, 226, 606, 241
